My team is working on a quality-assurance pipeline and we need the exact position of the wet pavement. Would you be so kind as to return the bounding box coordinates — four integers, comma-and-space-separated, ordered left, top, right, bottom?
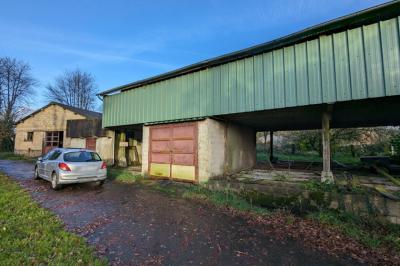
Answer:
0, 160, 358, 265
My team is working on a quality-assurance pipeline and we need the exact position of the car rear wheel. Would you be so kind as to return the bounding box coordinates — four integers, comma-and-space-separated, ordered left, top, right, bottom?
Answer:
34, 167, 40, 180
98, 180, 105, 186
51, 172, 61, 190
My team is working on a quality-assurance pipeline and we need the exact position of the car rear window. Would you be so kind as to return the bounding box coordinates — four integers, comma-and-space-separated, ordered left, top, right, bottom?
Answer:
64, 151, 102, 162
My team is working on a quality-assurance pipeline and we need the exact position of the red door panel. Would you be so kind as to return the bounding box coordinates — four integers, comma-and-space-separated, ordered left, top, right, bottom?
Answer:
152, 128, 171, 140
151, 153, 171, 164
86, 137, 96, 151
172, 126, 195, 139
171, 140, 194, 153
151, 140, 170, 152
172, 154, 194, 165
149, 122, 198, 181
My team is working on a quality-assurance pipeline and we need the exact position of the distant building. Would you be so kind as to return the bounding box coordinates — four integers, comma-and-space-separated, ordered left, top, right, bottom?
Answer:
14, 102, 114, 164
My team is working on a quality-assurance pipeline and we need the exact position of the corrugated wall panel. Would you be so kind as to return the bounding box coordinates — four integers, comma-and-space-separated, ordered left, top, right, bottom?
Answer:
284, 46, 297, 107
306, 39, 322, 104
181, 76, 186, 119
254, 54, 264, 110
188, 73, 197, 117
273, 49, 285, 108
363, 23, 385, 98
103, 16, 400, 127
148, 83, 155, 121
263, 52, 274, 109
206, 68, 213, 115
220, 64, 229, 114
199, 70, 207, 117
245, 57, 255, 111
320, 35, 336, 103
348, 27, 368, 99
160, 80, 167, 120
381, 18, 400, 96
187, 75, 193, 118
333, 31, 352, 101
294, 43, 309, 106
228, 62, 237, 113
237, 59, 246, 112
213, 67, 221, 114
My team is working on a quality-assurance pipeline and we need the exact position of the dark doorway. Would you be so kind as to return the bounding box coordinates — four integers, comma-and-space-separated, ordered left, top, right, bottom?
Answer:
43, 131, 64, 154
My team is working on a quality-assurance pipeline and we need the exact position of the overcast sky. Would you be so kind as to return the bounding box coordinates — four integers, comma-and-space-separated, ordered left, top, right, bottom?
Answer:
0, 0, 389, 110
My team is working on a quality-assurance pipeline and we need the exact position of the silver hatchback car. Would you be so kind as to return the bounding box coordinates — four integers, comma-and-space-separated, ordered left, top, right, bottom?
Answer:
34, 148, 107, 190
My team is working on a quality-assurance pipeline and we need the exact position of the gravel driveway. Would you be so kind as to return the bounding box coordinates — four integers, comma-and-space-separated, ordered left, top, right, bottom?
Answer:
0, 160, 356, 265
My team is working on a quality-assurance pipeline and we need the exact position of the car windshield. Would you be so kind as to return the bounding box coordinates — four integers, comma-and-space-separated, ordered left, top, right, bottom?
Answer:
64, 151, 102, 162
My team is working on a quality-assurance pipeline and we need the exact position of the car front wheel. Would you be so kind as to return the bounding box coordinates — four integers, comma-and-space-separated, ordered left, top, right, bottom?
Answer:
51, 172, 61, 190
34, 167, 40, 180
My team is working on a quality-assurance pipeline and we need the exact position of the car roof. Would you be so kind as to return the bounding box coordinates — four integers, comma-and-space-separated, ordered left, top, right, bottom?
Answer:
54, 148, 96, 153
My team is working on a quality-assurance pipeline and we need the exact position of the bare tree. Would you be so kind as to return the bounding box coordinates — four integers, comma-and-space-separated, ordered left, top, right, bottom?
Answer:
46, 69, 97, 110
0, 57, 36, 150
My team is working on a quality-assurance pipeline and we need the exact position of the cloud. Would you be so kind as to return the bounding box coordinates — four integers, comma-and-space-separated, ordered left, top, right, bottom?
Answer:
29, 40, 174, 69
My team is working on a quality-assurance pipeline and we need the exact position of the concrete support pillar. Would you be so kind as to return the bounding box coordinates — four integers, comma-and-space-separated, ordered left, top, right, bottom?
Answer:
269, 131, 274, 162
117, 132, 127, 167
321, 112, 334, 183
198, 118, 256, 182
264, 131, 268, 162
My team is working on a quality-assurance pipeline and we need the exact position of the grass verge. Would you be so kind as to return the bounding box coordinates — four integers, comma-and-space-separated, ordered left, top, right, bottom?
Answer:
308, 209, 400, 251
0, 173, 106, 265
182, 185, 268, 214
108, 167, 142, 183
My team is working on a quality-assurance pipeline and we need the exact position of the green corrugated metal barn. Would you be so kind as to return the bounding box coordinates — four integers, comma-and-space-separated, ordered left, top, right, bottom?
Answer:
100, 1, 400, 183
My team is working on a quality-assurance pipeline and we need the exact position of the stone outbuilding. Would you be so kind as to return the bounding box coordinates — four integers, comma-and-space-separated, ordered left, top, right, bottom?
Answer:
14, 102, 114, 164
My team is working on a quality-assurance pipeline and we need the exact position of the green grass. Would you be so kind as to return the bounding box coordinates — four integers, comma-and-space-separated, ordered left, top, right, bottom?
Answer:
309, 209, 400, 250
182, 185, 268, 214
107, 168, 142, 183
0, 173, 106, 265
0, 152, 36, 162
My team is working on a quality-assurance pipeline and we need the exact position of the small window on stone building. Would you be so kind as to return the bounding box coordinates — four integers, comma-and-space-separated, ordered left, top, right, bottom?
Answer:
26, 132, 33, 141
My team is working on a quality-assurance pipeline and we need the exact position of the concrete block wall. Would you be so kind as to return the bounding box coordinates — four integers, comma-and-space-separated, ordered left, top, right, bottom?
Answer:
198, 118, 256, 182
224, 121, 256, 174
95, 130, 115, 164
14, 131, 46, 157
198, 119, 226, 182
141, 126, 150, 176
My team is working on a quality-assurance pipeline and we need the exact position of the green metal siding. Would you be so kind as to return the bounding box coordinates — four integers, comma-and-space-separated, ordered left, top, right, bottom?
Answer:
103, 16, 400, 127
